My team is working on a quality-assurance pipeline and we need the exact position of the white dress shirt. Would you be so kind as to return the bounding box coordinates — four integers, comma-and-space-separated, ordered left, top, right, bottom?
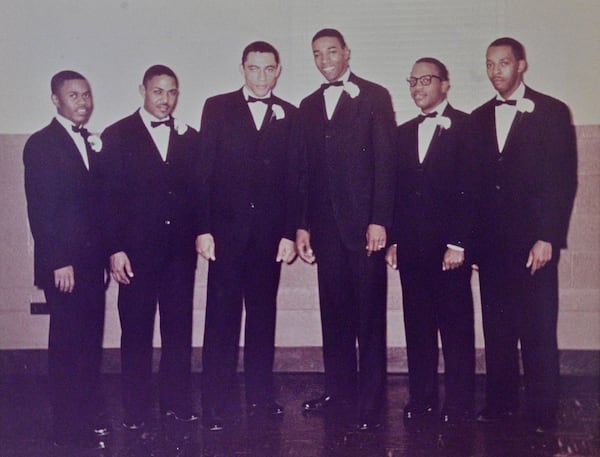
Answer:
323, 69, 350, 120
417, 100, 448, 164
495, 83, 525, 152
55, 114, 90, 170
139, 108, 171, 161
244, 86, 272, 130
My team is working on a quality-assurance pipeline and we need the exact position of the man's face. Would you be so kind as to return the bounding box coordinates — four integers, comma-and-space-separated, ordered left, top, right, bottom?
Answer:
139, 74, 179, 119
241, 51, 281, 98
486, 45, 526, 99
51, 78, 93, 126
312, 36, 350, 82
409, 62, 449, 113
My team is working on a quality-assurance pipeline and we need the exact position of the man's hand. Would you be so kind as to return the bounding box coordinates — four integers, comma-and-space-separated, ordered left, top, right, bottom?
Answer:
366, 224, 386, 256
110, 251, 134, 284
54, 265, 75, 293
276, 238, 297, 263
296, 229, 316, 264
385, 244, 398, 269
196, 233, 216, 261
442, 248, 465, 271
526, 240, 552, 275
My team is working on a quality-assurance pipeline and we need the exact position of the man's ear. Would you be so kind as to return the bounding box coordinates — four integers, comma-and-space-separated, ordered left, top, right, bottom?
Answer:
139, 84, 146, 98
51, 94, 59, 109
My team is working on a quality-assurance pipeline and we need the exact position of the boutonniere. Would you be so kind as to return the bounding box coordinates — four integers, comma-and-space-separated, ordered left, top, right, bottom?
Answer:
343, 81, 360, 98
173, 118, 189, 135
516, 98, 535, 113
87, 134, 102, 152
271, 104, 285, 120
436, 116, 452, 130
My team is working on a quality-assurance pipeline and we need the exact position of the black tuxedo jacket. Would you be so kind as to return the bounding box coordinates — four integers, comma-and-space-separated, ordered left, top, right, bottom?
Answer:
100, 111, 200, 272
471, 86, 577, 258
390, 104, 479, 265
299, 73, 397, 250
24, 118, 104, 288
197, 89, 302, 246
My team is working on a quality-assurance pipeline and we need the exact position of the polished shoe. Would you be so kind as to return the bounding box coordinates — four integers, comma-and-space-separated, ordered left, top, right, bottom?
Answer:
93, 425, 111, 437
53, 432, 107, 450
440, 409, 472, 425
248, 401, 284, 416
164, 409, 200, 423
403, 403, 435, 422
202, 414, 224, 431
356, 411, 382, 431
122, 417, 145, 430
302, 394, 334, 412
476, 406, 517, 423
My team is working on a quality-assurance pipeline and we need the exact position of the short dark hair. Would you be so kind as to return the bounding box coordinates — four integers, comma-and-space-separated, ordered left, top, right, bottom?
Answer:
312, 28, 347, 48
415, 57, 449, 81
242, 41, 280, 65
51, 70, 87, 95
142, 64, 178, 87
488, 37, 526, 61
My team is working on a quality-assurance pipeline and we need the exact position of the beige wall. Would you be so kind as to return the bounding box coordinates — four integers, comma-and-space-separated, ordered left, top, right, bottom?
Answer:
1, 127, 599, 350
0, 0, 599, 351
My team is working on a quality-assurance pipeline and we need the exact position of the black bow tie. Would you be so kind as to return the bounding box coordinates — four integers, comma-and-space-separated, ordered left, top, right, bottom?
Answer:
248, 96, 271, 104
494, 99, 517, 106
417, 112, 438, 124
72, 125, 90, 138
151, 118, 173, 128
321, 81, 344, 90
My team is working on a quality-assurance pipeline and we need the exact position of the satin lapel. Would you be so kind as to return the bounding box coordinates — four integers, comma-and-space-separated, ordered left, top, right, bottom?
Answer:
51, 119, 90, 172
329, 90, 351, 122
133, 113, 166, 163
259, 104, 274, 131
501, 110, 525, 154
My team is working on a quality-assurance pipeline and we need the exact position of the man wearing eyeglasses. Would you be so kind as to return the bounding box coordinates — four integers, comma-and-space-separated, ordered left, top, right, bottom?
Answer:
296, 28, 396, 431
386, 58, 478, 426
471, 37, 577, 433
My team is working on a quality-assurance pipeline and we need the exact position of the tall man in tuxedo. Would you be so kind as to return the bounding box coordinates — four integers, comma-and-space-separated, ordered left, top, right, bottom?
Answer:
386, 58, 478, 425
197, 41, 301, 431
296, 28, 396, 430
24, 71, 106, 449
471, 37, 577, 432
101, 65, 200, 429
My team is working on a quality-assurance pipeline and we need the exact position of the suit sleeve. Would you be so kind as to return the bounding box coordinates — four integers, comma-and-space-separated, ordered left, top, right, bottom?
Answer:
23, 134, 73, 271
282, 106, 305, 240
537, 101, 577, 248
369, 86, 397, 229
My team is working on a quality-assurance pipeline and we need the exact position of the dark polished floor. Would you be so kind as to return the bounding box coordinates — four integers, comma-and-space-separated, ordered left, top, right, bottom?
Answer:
1, 373, 598, 457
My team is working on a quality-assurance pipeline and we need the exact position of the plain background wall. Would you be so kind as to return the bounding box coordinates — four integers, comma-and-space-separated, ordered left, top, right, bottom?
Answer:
0, 0, 598, 351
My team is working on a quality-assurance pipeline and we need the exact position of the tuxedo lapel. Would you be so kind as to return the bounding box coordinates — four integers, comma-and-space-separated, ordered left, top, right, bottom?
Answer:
133, 111, 167, 163
51, 119, 90, 173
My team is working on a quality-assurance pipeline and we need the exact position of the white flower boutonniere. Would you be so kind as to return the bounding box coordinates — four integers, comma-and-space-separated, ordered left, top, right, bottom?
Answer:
343, 81, 360, 98
516, 98, 535, 114
173, 118, 189, 135
436, 116, 452, 130
271, 104, 285, 120
87, 134, 102, 152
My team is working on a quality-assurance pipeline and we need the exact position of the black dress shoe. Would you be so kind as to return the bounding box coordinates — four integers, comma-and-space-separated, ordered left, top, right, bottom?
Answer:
248, 401, 284, 416
302, 394, 334, 412
93, 425, 111, 437
440, 409, 472, 425
53, 433, 107, 450
403, 403, 435, 422
122, 418, 145, 430
202, 414, 224, 431
476, 406, 517, 423
356, 411, 381, 431
164, 409, 200, 423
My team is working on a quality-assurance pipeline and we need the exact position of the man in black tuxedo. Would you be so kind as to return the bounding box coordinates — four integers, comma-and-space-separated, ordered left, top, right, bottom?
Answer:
296, 28, 396, 430
101, 65, 200, 429
471, 37, 577, 432
24, 71, 106, 449
197, 41, 301, 431
386, 58, 478, 425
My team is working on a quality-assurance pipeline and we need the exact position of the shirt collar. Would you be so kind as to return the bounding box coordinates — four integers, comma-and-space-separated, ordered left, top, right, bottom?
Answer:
243, 86, 272, 101
496, 82, 525, 102
55, 113, 82, 133
421, 99, 448, 117
138, 107, 170, 129
323, 68, 351, 85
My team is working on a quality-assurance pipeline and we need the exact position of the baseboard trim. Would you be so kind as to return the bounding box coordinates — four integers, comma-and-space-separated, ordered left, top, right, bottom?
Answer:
1, 347, 598, 376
